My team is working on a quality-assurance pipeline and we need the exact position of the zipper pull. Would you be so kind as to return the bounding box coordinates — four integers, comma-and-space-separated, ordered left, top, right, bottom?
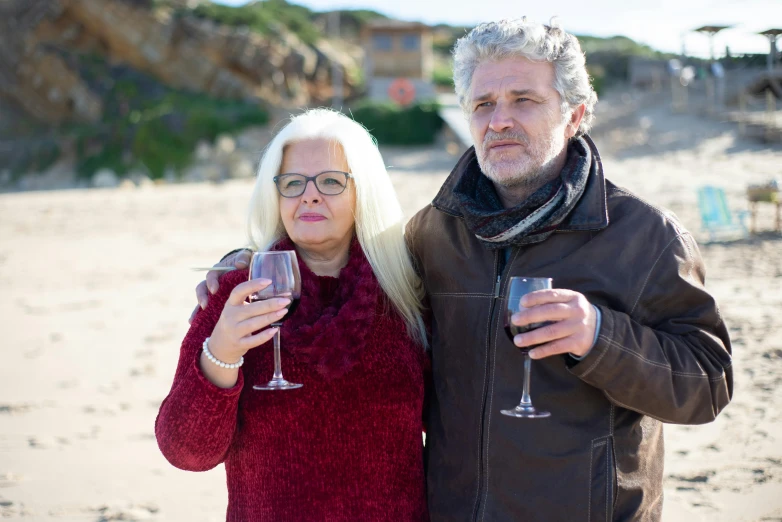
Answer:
494, 275, 501, 298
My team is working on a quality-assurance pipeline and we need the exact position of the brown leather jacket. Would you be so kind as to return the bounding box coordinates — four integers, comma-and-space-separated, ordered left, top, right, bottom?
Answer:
406, 138, 733, 522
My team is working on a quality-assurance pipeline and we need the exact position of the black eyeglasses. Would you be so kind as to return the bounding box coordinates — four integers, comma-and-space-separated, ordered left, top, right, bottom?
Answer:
273, 171, 352, 198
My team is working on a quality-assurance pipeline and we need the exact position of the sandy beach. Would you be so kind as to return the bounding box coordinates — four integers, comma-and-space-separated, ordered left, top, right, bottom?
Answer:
1, 92, 781, 520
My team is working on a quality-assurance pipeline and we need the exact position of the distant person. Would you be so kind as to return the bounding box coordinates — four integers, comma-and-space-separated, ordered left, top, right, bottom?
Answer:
197, 18, 733, 521
156, 109, 430, 521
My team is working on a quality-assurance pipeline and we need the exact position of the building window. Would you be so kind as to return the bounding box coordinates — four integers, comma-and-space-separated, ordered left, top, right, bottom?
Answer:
402, 34, 420, 51
373, 34, 393, 51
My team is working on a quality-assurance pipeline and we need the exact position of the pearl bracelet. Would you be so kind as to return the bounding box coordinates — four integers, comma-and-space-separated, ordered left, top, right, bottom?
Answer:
202, 337, 244, 369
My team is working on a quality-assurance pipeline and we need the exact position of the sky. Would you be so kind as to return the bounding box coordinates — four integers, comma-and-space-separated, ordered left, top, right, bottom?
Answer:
213, 0, 781, 58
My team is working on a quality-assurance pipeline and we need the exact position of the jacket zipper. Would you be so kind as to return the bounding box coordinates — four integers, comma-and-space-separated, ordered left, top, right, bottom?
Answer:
472, 251, 502, 521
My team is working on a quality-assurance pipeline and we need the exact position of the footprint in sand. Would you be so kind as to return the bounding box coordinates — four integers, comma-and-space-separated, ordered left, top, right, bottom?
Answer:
0, 473, 23, 487
0, 499, 17, 518
143, 333, 174, 345
28, 436, 69, 449
0, 403, 33, 415
129, 364, 155, 377
671, 472, 714, 484
762, 348, 782, 360
90, 503, 159, 521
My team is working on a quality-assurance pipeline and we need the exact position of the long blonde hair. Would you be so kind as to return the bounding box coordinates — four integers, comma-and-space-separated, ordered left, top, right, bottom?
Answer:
247, 108, 427, 347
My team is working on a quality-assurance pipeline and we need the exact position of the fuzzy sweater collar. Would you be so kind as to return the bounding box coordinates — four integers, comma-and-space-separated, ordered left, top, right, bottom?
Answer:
273, 237, 382, 379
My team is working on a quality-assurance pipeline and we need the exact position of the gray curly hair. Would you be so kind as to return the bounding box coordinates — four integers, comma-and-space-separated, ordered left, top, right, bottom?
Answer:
453, 18, 598, 136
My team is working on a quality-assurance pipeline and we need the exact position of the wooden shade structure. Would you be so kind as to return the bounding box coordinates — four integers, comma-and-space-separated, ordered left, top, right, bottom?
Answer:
694, 25, 732, 60
759, 29, 782, 70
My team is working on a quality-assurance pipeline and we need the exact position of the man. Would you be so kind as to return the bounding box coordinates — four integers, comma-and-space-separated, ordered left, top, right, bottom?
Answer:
196, 18, 732, 521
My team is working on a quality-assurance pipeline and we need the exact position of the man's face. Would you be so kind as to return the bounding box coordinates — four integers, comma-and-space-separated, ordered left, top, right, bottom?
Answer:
468, 57, 578, 191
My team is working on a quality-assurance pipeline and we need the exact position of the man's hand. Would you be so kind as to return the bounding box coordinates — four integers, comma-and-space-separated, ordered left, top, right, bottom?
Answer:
510, 289, 597, 360
189, 249, 254, 324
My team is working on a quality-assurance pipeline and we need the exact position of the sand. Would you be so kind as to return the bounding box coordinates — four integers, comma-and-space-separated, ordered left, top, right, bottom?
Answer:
1, 91, 781, 520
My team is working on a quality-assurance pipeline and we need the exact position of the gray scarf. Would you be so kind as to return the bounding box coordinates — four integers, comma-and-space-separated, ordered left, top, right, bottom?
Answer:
453, 136, 592, 249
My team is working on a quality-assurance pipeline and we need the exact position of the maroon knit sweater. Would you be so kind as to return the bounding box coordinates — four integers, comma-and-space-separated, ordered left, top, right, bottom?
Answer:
155, 241, 429, 521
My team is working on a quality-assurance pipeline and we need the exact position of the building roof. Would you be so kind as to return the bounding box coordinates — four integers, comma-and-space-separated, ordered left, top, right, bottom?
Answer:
365, 20, 429, 31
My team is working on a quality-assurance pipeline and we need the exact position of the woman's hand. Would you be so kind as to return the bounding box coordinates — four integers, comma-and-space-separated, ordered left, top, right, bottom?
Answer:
189, 249, 254, 324
207, 278, 291, 363
199, 278, 290, 389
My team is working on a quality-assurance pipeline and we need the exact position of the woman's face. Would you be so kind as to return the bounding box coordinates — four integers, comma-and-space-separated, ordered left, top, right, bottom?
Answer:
278, 139, 357, 256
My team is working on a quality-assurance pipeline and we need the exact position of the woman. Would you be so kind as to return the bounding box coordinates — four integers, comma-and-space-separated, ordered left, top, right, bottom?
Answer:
155, 109, 429, 521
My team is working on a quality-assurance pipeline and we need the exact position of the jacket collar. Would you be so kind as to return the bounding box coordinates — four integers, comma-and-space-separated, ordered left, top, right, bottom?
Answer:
431, 134, 610, 232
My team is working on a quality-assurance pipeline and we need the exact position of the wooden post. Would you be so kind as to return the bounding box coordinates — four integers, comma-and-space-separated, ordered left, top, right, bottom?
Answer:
738, 91, 747, 136
671, 76, 681, 112
767, 89, 777, 142
652, 69, 662, 93
706, 77, 715, 115
750, 201, 758, 235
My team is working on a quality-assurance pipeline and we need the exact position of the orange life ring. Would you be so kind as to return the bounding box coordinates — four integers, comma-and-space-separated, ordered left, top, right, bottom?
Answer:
388, 78, 416, 106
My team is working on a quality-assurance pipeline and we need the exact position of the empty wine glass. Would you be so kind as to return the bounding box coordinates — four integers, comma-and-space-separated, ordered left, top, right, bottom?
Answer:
249, 251, 302, 391
501, 276, 552, 419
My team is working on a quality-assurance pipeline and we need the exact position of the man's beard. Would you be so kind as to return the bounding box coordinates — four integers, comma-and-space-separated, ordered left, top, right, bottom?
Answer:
475, 129, 565, 191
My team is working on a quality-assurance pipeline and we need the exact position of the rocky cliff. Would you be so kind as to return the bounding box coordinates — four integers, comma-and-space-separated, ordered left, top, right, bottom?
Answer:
0, 0, 361, 126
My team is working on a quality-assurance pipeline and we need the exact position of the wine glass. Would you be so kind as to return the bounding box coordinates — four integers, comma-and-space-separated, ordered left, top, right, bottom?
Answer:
501, 276, 552, 419
249, 251, 302, 391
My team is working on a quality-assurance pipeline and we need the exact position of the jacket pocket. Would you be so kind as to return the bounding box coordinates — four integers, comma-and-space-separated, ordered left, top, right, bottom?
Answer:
589, 437, 617, 522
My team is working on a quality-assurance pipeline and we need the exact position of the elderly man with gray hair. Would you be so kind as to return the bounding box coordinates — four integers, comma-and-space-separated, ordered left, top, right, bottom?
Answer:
404, 18, 732, 521
196, 17, 733, 522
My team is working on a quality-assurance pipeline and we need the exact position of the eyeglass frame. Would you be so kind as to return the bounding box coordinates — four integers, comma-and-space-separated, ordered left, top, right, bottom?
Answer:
272, 171, 353, 198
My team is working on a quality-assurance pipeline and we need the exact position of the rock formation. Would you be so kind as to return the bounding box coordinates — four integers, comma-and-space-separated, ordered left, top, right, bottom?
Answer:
0, 0, 361, 126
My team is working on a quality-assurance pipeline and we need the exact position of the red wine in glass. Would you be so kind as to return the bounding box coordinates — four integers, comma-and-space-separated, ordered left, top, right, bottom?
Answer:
504, 321, 550, 353
501, 276, 552, 419
249, 295, 300, 323
249, 250, 302, 391
282, 298, 299, 321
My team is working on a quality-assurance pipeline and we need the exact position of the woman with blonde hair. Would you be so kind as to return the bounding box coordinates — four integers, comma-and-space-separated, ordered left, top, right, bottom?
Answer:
156, 108, 429, 521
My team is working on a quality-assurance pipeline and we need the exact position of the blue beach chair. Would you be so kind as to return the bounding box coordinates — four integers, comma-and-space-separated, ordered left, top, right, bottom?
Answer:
697, 186, 749, 242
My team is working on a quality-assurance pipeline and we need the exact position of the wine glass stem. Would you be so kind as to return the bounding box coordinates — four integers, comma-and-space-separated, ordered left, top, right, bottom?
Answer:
520, 352, 532, 406
272, 326, 284, 381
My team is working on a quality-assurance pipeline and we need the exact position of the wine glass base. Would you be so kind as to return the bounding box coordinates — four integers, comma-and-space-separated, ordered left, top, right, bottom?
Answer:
501, 406, 550, 419
253, 380, 303, 391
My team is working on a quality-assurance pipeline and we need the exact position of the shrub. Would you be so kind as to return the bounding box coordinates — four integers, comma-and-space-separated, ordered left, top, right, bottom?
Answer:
350, 101, 443, 145
66, 55, 270, 179
433, 61, 454, 88
189, 0, 320, 45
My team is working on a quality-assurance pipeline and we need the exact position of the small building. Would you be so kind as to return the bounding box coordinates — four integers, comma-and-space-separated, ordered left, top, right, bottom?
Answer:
361, 20, 436, 105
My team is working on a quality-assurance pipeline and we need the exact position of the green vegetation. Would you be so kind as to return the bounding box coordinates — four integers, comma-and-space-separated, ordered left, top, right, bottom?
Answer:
186, 0, 320, 44
433, 60, 454, 88
577, 35, 662, 57
65, 54, 268, 180
432, 24, 470, 54
180, 1, 389, 45
350, 101, 443, 145
332, 9, 387, 26
587, 70, 605, 96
